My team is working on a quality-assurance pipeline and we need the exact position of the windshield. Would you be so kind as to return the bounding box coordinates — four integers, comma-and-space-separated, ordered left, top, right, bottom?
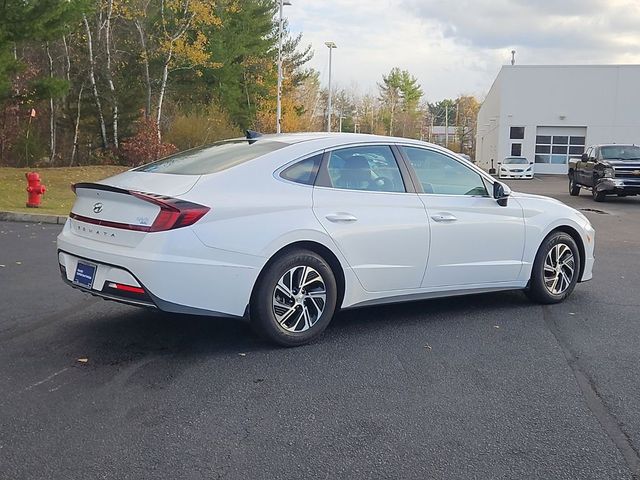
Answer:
504, 157, 528, 165
134, 139, 288, 175
600, 145, 640, 161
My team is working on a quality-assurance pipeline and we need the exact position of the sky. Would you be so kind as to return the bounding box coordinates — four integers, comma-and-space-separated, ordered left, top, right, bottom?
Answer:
287, 0, 640, 101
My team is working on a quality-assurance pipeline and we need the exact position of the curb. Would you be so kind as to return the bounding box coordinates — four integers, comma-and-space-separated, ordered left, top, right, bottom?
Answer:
0, 210, 67, 225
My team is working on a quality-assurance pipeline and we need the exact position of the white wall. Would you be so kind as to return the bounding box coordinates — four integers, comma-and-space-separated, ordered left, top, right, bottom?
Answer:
476, 65, 640, 173
476, 72, 501, 170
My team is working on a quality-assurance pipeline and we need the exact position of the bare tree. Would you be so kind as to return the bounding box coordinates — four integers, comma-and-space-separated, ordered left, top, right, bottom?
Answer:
104, 0, 119, 148
70, 84, 85, 166
83, 14, 108, 149
45, 41, 56, 162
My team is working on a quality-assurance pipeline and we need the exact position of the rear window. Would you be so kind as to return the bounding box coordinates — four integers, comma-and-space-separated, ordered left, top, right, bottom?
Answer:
134, 140, 288, 175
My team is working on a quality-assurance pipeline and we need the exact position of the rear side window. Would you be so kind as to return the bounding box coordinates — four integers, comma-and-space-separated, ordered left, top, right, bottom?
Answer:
134, 140, 287, 175
322, 145, 405, 193
280, 154, 322, 185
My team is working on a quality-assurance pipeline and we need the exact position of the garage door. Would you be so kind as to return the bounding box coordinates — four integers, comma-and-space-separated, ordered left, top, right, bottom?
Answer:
535, 127, 586, 174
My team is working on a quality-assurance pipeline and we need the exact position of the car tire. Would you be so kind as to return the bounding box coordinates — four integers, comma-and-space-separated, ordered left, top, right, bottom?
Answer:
592, 187, 606, 202
250, 249, 338, 347
568, 174, 580, 196
525, 232, 581, 304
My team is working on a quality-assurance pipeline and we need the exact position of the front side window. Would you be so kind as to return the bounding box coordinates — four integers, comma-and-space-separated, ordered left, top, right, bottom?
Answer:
324, 145, 405, 193
279, 154, 322, 185
403, 147, 488, 196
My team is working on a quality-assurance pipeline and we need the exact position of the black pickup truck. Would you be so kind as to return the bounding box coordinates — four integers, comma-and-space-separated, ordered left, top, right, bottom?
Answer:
568, 144, 640, 202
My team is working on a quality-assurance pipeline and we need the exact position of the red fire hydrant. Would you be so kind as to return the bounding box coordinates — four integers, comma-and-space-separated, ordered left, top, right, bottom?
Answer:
26, 172, 46, 208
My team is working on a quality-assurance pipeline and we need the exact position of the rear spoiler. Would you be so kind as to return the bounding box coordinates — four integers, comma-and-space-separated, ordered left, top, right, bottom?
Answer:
72, 182, 131, 195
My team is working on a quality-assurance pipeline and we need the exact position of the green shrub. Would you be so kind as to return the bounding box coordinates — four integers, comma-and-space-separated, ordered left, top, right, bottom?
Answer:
165, 103, 242, 151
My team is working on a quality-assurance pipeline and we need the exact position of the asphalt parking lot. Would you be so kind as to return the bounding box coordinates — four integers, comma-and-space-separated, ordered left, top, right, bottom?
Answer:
1, 175, 639, 479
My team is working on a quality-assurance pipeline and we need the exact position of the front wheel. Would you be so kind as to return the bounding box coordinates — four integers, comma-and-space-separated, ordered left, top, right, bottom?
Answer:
525, 232, 581, 304
250, 250, 338, 346
592, 187, 606, 202
569, 174, 580, 196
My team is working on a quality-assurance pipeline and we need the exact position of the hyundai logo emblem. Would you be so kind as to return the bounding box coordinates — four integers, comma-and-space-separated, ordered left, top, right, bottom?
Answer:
93, 202, 103, 214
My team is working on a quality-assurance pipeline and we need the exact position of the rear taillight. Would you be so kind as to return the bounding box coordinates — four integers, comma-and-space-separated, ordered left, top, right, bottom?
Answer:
130, 192, 210, 232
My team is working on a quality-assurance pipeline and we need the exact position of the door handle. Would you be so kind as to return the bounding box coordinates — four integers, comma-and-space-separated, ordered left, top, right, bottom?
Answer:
325, 213, 358, 223
431, 213, 457, 223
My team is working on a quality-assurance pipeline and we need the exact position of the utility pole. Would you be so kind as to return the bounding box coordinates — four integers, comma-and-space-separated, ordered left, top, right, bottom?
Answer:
445, 104, 449, 148
276, 0, 291, 134
325, 41, 337, 132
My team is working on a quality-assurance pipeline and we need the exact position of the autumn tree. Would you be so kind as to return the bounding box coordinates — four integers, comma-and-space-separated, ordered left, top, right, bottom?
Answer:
455, 95, 481, 155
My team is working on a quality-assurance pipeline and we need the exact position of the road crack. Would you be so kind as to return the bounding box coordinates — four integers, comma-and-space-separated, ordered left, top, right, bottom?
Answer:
543, 306, 640, 479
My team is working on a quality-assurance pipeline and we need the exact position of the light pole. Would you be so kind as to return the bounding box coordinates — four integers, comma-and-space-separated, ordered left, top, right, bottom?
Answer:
339, 115, 346, 132
325, 41, 337, 132
276, 0, 292, 134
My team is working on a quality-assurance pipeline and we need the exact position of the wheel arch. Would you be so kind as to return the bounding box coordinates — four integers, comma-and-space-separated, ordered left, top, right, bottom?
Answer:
249, 240, 346, 314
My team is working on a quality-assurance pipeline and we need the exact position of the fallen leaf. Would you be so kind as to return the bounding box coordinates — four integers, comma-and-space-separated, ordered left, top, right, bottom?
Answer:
77, 358, 88, 363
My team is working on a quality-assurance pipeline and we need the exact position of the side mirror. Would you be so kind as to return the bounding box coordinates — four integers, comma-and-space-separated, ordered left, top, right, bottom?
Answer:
581, 153, 588, 161
529, 161, 534, 165
493, 181, 511, 207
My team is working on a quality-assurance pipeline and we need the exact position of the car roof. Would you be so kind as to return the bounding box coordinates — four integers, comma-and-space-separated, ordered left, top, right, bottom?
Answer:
242, 132, 431, 148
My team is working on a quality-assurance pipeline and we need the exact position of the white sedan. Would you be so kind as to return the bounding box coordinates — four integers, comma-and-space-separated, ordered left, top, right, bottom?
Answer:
57, 133, 595, 346
499, 157, 534, 179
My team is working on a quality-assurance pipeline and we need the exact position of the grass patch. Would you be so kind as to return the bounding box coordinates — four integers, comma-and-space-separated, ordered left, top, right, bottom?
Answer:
0, 166, 128, 215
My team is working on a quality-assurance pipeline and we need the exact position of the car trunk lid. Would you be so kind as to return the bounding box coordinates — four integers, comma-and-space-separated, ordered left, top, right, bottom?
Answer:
69, 173, 207, 247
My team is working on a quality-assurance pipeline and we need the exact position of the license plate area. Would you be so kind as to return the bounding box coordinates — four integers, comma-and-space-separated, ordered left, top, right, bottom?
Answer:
73, 261, 97, 289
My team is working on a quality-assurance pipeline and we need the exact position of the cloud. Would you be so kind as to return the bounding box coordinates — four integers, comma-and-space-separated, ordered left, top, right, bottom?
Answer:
404, 0, 640, 53
287, 0, 640, 99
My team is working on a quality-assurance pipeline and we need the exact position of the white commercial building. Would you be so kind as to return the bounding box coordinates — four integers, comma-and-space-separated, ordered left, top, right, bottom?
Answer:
476, 65, 640, 175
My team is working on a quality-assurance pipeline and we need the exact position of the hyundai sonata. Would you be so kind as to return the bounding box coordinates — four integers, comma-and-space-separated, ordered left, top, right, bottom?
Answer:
57, 133, 595, 346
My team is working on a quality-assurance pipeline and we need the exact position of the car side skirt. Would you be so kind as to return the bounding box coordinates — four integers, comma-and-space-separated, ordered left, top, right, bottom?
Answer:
344, 283, 528, 309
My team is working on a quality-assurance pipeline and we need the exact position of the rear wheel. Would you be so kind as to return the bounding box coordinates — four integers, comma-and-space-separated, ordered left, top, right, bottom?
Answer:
250, 249, 337, 346
568, 173, 580, 196
525, 232, 581, 304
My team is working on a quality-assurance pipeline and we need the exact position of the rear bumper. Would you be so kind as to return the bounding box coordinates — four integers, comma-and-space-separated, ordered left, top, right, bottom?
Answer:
56, 220, 263, 318
595, 178, 640, 195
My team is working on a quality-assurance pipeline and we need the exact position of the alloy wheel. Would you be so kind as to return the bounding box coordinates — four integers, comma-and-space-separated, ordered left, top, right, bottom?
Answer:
543, 243, 575, 295
272, 266, 327, 333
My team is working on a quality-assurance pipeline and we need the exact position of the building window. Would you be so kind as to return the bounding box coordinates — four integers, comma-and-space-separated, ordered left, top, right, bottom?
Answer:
511, 143, 522, 156
569, 146, 585, 155
510, 127, 525, 139
536, 134, 584, 164
535, 145, 551, 154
